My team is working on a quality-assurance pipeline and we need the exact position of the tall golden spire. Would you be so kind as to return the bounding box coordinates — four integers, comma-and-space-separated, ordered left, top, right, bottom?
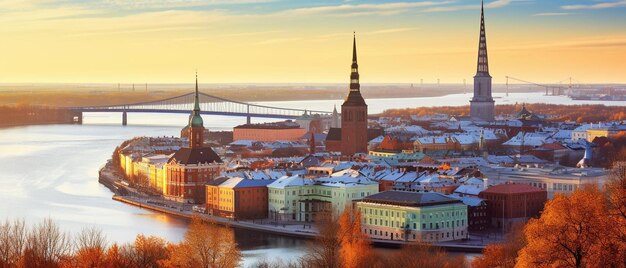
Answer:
476, 0, 490, 76
349, 32, 360, 92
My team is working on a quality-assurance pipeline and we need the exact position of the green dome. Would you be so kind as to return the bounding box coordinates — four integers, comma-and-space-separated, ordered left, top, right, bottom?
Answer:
190, 114, 203, 127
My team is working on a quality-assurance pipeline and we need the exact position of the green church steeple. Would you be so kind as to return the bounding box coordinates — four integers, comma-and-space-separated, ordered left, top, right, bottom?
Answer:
189, 73, 204, 128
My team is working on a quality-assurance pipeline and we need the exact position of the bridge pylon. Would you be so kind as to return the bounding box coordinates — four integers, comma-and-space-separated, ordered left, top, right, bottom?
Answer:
122, 110, 128, 126
246, 104, 251, 124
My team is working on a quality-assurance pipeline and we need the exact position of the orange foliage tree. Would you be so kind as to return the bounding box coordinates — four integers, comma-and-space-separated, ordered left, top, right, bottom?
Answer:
122, 234, 169, 268
375, 242, 465, 268
471, 223, 526, 268
301, 212, 341, 268
162, 216, 241, 268
516, 186, 622, 268
338, 207, 372, 268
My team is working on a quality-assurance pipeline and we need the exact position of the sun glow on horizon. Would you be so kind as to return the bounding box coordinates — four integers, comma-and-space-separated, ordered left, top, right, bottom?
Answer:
0, 0, 625, 84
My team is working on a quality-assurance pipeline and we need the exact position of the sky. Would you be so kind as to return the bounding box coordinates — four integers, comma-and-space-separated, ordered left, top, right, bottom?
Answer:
0, 0, 625, 84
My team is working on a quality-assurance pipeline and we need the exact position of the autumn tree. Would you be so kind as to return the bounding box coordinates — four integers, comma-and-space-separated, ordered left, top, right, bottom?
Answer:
471, 222, 526, 268
122, 234, 169, 268
605, 161, 626, 267
19, 218, 72, 268
338, 207, 373, 268
163, 216, 241, 268
374, 242, 465, 268
516, 186, 621, 268
67, 227, 109, 268
300, 211, 341, 268
102, 243, 132, 268
0, 219, 27, 267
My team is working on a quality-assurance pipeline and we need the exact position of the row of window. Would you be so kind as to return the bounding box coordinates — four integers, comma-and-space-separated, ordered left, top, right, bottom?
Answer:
364, 217, 466, 230
360, 208, 465, 220
363, 228, 465, 241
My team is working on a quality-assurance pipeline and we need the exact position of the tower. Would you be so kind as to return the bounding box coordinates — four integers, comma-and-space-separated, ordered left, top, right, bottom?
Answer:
188, 73, 205, 148
331, 105, 340, 128
340, 33, 368, 156
470, 0, 495, 121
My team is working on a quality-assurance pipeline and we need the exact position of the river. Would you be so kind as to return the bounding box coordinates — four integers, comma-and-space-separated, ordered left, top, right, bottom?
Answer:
0, 92, 622, 265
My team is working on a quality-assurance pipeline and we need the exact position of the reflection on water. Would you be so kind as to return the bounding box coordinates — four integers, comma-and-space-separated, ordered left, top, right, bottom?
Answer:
0, 121, 308, 265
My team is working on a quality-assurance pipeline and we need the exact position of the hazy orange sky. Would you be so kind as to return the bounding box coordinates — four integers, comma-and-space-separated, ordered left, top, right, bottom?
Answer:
0, 0, 625, 84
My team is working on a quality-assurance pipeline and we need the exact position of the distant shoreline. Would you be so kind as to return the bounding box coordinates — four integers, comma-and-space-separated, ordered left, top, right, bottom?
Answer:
0, 84, 544, 107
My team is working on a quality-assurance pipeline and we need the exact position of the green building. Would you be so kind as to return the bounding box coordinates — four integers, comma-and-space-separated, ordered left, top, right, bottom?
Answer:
356, 191, 468, 242
267, 174, 379, 222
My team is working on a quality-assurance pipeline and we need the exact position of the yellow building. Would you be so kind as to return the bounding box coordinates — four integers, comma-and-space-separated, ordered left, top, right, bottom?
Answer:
587, 126, 626, 142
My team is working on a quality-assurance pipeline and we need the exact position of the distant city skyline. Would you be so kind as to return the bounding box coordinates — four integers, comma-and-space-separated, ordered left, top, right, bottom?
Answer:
1, 0, 625, 84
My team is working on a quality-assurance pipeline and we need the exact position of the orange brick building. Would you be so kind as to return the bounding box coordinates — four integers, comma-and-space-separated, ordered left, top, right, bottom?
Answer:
233, 121, 306, 142
378, 135, 414, 151
205, 177, 274, 220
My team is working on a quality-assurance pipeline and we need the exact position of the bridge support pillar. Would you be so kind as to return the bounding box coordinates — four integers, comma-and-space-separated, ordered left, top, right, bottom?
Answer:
122, 111, 127, 126
74, 112, 83, 125
246, 115, 251, 125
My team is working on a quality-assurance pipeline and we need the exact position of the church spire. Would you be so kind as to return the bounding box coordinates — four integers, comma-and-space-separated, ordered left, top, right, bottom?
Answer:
350, 32, 360, 92
476, 0, 490, 76
189, 72, 204, 128
193, 72, 200, 112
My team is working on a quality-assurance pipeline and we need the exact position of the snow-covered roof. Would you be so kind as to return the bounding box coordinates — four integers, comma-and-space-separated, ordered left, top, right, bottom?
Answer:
573, 124, 592, 132
448, 194, 485, 207
416, 136, 450, 144
454, 184, 485, 196
368, 135, 385, 144
219, 177, 275, 188
267, 175, 313, 189
230, 140, 256, 146
503, 132, 552, 147
315, 175, 378, 187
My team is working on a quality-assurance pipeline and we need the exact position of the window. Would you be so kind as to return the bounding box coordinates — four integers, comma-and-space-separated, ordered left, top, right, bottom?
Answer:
422, 223, 426, 229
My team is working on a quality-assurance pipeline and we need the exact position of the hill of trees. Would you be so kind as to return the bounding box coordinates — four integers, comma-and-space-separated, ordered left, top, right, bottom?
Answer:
382, 103, 626, 123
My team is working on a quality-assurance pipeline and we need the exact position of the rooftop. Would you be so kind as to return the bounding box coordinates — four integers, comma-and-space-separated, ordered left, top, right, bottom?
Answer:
481, 183, 545, 194
235, 121, 301, 129
169, 147, 223, 165
360, 191, 463, 207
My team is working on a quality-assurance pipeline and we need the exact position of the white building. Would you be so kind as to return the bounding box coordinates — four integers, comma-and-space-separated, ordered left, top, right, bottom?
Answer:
480, 165, 608, 199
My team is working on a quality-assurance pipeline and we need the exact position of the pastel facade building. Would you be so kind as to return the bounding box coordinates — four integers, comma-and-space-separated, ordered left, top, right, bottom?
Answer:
356, 191, 468, 242
267, 174, 379, 222
480, 165, 608, 199
586, 124, 626, 142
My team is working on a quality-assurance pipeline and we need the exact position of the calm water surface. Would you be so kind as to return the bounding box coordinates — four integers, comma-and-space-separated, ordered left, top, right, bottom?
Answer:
1, 92, 618, 265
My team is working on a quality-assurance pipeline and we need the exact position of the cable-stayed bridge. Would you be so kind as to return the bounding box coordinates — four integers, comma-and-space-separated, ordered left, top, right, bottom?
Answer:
70, 92, 334, 125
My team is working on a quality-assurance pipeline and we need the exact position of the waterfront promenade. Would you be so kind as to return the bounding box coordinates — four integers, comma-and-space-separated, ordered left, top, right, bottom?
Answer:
100, 162, 488, 253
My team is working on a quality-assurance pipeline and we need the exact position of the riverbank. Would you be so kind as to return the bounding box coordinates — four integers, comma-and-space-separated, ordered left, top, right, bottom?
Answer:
99, 163, 486, 253
112, 195, 486, 253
